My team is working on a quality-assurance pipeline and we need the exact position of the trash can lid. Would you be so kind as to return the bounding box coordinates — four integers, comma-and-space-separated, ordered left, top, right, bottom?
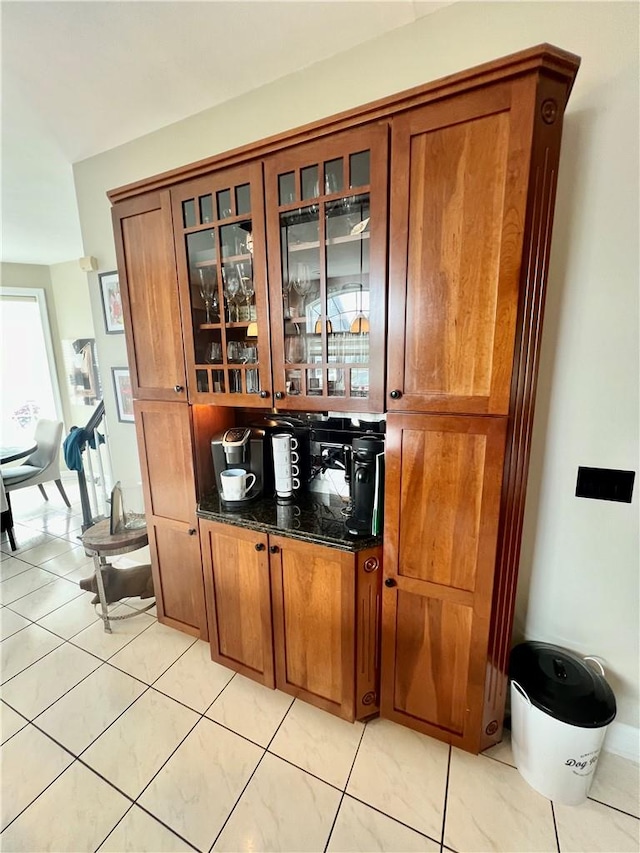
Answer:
509, 642, 616, 728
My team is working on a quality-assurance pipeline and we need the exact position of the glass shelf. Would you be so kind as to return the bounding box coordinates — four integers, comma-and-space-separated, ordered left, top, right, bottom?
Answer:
195, 253, 252, 268
288, 232, 370, 253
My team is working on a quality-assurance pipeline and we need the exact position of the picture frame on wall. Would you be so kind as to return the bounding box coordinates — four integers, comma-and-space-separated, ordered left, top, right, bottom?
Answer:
99, 270, 124, 334
112, 368, 134, 423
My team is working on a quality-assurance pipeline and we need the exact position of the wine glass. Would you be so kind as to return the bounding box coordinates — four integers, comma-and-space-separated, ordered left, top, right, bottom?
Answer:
238, 263, 255, 321
222, 267, 241, 322
291, 263, 313, 311
198, 269, 218, 324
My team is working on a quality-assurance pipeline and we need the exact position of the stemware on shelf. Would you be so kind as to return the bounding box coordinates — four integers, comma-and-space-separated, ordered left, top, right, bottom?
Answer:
198, 269, 219, 323
238, 263, 255, 321
222, 267, 242, 322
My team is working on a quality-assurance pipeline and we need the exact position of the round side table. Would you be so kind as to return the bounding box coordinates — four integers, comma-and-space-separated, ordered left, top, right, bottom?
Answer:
81, 518, 151, 634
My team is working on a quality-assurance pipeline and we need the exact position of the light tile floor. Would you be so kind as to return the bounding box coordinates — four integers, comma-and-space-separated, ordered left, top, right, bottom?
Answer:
1, 484, 639, 852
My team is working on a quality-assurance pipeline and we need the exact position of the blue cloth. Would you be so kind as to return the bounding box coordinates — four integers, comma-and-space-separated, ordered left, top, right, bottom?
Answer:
63, 426, 104, 472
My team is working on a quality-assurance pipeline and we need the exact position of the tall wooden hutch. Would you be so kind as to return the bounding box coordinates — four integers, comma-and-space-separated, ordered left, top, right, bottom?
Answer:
109, 45, 580, 752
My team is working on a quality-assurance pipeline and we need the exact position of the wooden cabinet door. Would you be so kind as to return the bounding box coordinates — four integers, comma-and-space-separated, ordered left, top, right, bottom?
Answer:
381, 413, 507, 752
112, 191, 187, 401
264, 124, 388, 413
147, 517, 207, 639
133, 400, 197, 525
200, 520, 274, 687
387, 81, 537, 415
171, 163, 272, 406
269, 535, 355, 720
133, 400, 207, 638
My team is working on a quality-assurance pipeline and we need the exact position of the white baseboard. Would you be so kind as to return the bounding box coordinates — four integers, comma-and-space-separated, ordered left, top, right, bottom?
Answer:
603, 721, 640, 764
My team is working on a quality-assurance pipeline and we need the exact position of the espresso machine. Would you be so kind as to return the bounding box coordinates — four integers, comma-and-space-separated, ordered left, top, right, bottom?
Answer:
344, 435, 385, 537
211, 427, 267, 508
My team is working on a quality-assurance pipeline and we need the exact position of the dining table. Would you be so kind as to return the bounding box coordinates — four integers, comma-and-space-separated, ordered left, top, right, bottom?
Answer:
0, 443, 37, 464
1, 444, 36, 551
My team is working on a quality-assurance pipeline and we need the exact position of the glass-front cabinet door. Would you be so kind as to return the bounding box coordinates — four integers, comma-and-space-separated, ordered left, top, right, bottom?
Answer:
265, 125, 388, 412
171, 163, 271, 405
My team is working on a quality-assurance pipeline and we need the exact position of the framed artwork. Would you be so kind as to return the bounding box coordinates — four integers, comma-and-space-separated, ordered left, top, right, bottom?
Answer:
99, 271, 124, 334
112, 368, 134, 423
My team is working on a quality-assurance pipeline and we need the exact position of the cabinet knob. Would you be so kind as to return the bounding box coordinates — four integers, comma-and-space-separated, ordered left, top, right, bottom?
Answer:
174, 384, 184, 393
384, 577, 397, 588
274, 391, 285, 400
269, 545, 279, 554
255, 543, 265, 551
259, 390, 269, 399
389, 389, 402, 400
188, 528, 197, 536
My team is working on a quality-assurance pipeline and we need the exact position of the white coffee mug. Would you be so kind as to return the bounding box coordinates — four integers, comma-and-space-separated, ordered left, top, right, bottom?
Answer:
274, 466, 301, 498
271, 433, 298, 454
220, 468, 256, 501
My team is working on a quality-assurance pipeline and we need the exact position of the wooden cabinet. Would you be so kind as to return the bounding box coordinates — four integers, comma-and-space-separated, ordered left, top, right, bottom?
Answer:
380, 414, 507, 751
381, 58, 579, 751
264, 125, 388, 412
146, 518, 207, 637
171, 163, 272, 405
200, 520, 275, 686
133, 400, 208, 638
111, 45, 581, 752
200, 518, 382, 721
112, 191, 187, 401
387, 80, 536, 415
270, 535, 382, 721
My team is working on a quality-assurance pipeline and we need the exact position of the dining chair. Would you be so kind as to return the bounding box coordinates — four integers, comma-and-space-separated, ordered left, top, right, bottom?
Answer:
0, 471, 17, 551
1, 419, 71, 507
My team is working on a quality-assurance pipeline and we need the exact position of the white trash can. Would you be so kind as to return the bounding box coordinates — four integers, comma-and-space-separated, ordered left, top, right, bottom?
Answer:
509, 642, 616, 806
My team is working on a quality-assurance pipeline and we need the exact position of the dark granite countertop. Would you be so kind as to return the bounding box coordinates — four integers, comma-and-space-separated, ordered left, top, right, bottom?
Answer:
197, 489, 381, 553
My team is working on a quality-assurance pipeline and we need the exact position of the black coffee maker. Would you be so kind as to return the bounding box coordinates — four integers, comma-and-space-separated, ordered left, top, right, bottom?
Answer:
345, 436, 385, 537
211, 427, 267, 508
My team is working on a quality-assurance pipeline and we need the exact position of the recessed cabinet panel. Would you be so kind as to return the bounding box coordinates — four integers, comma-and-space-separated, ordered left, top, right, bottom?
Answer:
201, 521, 274, 687
387, 86, 530, 415
405, 114, 509, 402
148, 518, 207, 638
381, 413, 508, 751
112, 191, 186, 401
398, 428, 487, 592
394, 590, 473, 735
270, 535, 356, 718
133, 401, 196, 524
280, 546, 344, 703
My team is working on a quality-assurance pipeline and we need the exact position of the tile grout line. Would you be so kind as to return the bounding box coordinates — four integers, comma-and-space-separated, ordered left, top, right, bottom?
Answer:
439, 745, 452, 853
2, 610, 156, 694
322, 719, 367, 852
550, 800, 561, 853
586, 795, 640, 821
91, 802, 138, 852
207, 691, 299, 852
344, 792, 443, 847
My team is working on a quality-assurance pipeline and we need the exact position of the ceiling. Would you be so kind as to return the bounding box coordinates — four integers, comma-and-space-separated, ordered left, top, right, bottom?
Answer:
1, 0, 451, 266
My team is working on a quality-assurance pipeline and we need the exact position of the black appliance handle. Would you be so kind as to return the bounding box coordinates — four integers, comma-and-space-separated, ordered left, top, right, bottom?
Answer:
343, 445, 352, 486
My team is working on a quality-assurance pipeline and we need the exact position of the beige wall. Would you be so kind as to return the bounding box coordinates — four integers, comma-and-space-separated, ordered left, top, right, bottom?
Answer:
73, 2, 639, 755
48, 260, 99, 430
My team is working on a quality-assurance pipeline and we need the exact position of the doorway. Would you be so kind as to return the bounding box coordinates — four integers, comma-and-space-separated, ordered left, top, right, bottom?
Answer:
0, 287, 63, 444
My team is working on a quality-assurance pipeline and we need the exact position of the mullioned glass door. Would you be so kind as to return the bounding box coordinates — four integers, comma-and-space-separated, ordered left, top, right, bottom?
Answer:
172, 162, 271, 405
265, 125, 388, 413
